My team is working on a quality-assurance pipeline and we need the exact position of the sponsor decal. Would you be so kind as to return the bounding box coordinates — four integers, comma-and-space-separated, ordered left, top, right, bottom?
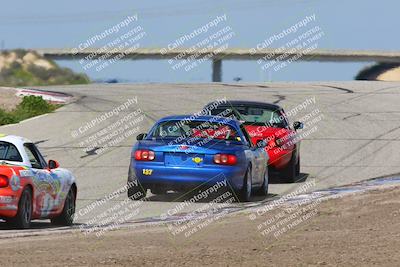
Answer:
192, 157, 203, 164
0, 196, 13, 204
19, 170, 34, 177
10, 175, 20, 191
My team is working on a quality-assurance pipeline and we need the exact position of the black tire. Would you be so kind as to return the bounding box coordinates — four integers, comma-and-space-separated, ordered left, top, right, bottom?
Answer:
281, 153, 297, 183
238, 167, 252, 202
51, 188, 76, 226
10, 187, 33, 229
256, 168, 269, 196
127, 182, 146, 200
295, 156, 300, 176
151, 187, 167, 195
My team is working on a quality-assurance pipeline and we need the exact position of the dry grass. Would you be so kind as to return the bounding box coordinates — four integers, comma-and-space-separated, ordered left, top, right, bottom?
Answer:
0, 87, 21, 111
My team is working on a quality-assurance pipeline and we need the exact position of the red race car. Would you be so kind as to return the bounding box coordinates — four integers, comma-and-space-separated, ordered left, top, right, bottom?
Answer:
0, 134, 77, 229
203, 101, 303, 183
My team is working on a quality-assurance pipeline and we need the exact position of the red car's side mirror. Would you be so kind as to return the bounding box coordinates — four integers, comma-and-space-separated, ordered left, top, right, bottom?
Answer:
293, 121, 304, 130
48, 160, 60, 169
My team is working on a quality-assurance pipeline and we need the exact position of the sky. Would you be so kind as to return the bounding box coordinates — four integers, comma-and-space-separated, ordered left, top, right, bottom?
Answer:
0, 0, 397, 83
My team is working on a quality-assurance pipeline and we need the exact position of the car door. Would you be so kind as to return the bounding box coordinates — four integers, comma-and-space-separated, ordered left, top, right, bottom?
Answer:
240, 125, 265, 185
279, 109, 297, 151
254, 146, 268, 185
24, 143, 61, 216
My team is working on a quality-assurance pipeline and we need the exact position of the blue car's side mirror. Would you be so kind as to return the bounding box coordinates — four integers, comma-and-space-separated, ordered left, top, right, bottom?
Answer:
136, 133, 147, 141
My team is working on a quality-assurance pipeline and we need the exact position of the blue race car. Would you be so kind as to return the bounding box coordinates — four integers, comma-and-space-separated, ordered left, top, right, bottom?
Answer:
127, 115, 269, 202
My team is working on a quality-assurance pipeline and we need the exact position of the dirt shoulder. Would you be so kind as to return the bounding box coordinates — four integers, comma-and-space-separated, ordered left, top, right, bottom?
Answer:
2, 186, 400, 267
0, 87, 21, 111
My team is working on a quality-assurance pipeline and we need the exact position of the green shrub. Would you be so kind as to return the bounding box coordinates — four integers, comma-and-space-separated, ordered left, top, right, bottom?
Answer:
27, 64, 52, 81
0, 109, 17, 125
0, 96, 59, 126
13, 49, 27, 58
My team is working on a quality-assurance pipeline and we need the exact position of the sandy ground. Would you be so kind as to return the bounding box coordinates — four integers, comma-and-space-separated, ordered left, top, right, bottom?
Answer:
377, 67, 400, 81
0, 87, 21, 111
2, 186, 400, 267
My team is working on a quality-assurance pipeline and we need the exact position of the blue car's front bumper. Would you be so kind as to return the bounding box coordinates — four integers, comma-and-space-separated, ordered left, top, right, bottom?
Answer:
129, 160, 247, 191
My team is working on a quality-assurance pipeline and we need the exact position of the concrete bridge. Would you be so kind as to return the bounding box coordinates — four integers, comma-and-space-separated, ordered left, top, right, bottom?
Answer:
35, 48, 400, 82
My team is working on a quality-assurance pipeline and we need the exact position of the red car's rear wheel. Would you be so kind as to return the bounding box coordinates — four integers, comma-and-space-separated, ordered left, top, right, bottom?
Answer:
281, 153, 299, 183
8, 187, 32, 229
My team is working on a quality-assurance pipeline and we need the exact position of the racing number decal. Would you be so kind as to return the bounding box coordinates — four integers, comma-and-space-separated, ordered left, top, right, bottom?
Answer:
143, 169, 153, 176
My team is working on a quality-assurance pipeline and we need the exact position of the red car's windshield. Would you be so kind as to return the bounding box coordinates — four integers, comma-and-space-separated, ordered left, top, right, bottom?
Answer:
212, 106, 287, 128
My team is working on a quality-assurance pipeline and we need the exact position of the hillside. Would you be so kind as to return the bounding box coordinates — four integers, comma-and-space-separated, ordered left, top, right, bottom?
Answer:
0, 49, 90, 86
356, 62, 400, 81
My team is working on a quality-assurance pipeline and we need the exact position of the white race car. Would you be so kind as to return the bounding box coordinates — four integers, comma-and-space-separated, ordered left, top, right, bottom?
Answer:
0, 134, 77, 229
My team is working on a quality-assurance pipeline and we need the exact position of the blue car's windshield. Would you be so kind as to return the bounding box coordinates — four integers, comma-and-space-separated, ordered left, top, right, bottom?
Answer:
150, 120, 242, 142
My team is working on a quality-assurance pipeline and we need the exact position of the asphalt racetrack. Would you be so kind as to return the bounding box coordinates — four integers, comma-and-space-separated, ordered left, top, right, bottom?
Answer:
1, 81, 400, 234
